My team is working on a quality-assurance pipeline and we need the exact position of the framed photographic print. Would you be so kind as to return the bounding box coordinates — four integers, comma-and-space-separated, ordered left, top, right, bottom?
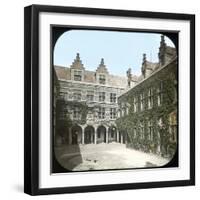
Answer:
24, 4, 195, 195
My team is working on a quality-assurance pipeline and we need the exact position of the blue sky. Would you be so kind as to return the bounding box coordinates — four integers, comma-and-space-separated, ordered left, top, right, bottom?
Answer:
54, 30, 175, 77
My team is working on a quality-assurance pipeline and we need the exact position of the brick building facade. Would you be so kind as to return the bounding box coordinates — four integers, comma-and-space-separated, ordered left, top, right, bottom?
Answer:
54, 54, 127, 145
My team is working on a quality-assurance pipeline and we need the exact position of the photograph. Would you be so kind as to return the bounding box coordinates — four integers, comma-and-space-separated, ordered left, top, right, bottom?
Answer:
24, 5, 195, 195
52, 29, 178, 173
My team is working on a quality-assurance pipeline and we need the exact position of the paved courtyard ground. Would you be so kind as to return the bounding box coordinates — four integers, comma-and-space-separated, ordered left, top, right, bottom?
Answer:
55, 143, 170, 171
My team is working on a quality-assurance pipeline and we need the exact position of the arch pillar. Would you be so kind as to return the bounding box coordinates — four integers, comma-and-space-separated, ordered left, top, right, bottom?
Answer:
81, 125, 85, 145
68, 127, 72, 144
120, 132, 123, 144
94, 127, 97, 144
116, 130, 119, 143
106, 126, 109, 144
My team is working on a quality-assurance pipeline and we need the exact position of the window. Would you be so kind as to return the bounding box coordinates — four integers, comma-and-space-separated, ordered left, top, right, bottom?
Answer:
122, 107, 126, 116
98, 107, 105, 119
87, 91, 94, 102
110, 108, 117, 119
148, 120, 154, 140
87, 111, 93, 119
174, 80, 178, 103
140, 93, 145, 111
157, 118, 162, 142
73, 107, 81, 120
126, 105, 129, 115
157, 82, 163, 106
99, 92, 105, 102
170, 125, 177, 142
169, 112, 177, 142
128, 80, 131, 87
133, 128, 137, 138
73, 91, 81, 101
148, 88, 153, 109
110, 93, 117, 103
133, 97, 138, 112
74, 70, 82, 81
140, 121, 145, 139
99, 74, 106, 84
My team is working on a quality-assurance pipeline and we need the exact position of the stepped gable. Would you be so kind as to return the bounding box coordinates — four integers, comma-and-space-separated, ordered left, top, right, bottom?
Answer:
96, 58, 109, 74
70, 53, 85, 70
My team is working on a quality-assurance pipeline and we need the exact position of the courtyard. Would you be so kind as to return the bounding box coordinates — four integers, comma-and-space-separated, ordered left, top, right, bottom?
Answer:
55, 143, 170, 171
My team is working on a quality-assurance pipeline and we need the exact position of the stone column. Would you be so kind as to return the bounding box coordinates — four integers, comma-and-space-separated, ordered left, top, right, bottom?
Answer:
106, 127, 109, 144
116, 130, 119, 143
68, 127, 72, 145
81, 126, 85, 145
120, 133, 123, 144
94, 127, 97, 144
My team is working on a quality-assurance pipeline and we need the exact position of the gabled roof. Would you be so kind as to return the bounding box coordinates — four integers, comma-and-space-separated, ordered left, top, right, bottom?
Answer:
54, 65, 127, 88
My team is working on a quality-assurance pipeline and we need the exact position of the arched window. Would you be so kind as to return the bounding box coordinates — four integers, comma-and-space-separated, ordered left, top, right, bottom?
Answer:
148, 120, 154, 141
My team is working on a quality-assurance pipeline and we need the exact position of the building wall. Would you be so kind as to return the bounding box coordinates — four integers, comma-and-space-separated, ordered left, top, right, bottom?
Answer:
54, 56, 127, 145
117, 58, 178, 158
54, 37, 177, 157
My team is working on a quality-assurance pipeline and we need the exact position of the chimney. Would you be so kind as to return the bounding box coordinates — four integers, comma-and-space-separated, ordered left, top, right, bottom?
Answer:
141, 53, 147, 78
159, 35, 166, 66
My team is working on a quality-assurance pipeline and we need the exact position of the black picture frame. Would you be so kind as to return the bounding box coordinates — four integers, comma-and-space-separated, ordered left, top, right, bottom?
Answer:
24, 4, 195, 195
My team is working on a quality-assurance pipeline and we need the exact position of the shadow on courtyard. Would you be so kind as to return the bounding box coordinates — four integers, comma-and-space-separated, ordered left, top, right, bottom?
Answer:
53, 144, 83, 173
53, 143, 172, 172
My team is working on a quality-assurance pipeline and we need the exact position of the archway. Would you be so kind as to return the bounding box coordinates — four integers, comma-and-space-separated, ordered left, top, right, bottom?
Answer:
71, 125, 82, 144
97, 126, 106, 143
108, 126, 117, 143
84, 126, 95, 144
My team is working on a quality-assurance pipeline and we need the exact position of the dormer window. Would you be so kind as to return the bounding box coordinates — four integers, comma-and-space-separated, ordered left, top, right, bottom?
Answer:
99, 74, 106, 84
74, 70, 82, 81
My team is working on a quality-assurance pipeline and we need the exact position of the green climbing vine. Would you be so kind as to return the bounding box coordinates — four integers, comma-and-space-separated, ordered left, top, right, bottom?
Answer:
66, 101, 88, 125
116, 63, 177, 158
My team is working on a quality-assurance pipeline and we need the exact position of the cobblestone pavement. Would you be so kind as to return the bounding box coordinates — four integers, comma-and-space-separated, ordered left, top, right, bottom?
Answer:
55, 143, 170, 171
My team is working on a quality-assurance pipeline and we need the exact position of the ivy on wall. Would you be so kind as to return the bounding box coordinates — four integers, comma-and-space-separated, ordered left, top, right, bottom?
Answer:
55, 98, 72, 139
116, 61, 177, 158
67, 101, 88, 125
